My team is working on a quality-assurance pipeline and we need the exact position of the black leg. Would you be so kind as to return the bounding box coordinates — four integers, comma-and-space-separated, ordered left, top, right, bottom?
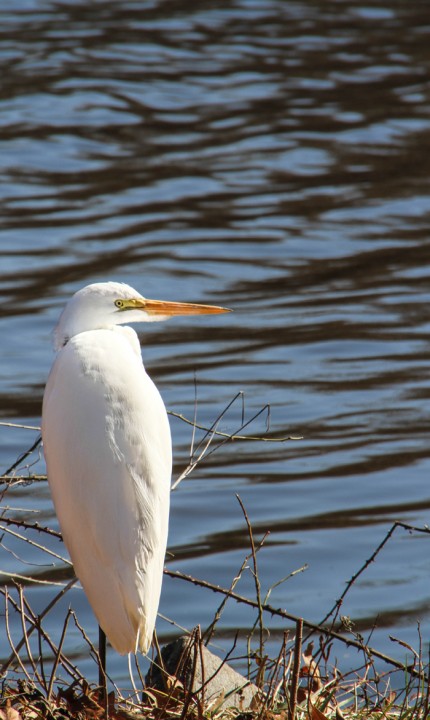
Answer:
99, 625, 107, 692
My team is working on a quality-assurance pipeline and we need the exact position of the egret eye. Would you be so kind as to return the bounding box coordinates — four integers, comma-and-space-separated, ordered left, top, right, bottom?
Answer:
114, 299, 125, 309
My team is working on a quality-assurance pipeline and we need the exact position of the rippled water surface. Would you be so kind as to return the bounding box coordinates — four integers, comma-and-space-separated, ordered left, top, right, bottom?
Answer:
1, 0, 430, 689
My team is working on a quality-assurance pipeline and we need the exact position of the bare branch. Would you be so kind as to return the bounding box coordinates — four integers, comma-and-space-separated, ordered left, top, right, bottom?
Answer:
4, 435, 42, 476
164, 568, 426, 681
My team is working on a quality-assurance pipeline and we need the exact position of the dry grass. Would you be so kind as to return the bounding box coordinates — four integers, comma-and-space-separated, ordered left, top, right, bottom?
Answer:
0, 400, 429, 720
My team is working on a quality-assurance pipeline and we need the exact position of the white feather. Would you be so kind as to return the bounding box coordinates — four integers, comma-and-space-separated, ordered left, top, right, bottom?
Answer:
42, 323, 171, 654
42, 281, 227, 656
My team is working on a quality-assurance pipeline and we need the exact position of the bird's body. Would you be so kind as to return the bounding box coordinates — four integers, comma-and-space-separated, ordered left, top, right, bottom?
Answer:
43, 325, 171, 653
42, 282, 228, 655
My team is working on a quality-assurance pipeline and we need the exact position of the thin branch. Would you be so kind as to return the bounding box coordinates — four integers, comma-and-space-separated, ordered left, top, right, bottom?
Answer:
169, 411, 301, 442
0, 475, 47, 486
190, 373, 198, 460
179, 627, 200, 720
164, 568, 426, 681
198, 634, 242, 699
192, 402, 290, 464
4, 587, 34, 684
236, 494, 267, 657
0, 515, 61, 538
0, 410, 301, 442
4, 436, 42, 476
188, 391, 245, 457
288, 618, 303, 720
157, 612, 194, 637
69, 609, 119, 695
172, 424, 218, 490
0, 578, 79, 677
47, 609, 72, 700
172, 393, 301, 491
263, 565, 308, 607
203, 550, 253, 645
319, 521, 430, 630
20, 586, 85, 686
0, 571, 69, 586
17, 585, 46, 691
0, 522, 70, 565
0, 422, 41, 431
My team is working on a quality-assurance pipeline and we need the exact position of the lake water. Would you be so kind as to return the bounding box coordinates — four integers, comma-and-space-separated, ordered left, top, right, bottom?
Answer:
1, 0, 430, 694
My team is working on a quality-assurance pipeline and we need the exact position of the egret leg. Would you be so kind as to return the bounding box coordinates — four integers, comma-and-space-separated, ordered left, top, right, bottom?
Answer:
99, 625, 107, 692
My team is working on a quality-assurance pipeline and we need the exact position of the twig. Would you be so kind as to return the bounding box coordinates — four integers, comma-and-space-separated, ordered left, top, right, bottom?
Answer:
157, 612, 193, 637
70, 609, 100, 663
0, 422, 41, 431
169, 411, 301, 442
319, 523, 399, 629
274, 633, 293, 707
0, 522, 70, 565
19, 588, 85, 686
194, 401, 292, 464
164, 568, 426, 680
319, 521, 430, 631
0, 416, 301, 443
133, 651, 146, 696
0, 578, 78, 676
197, 628, 205, 712
172, 394, 249, 490
172, 394, 299, 491
0, 570, 69, 586
3, 436, 42, 476
172, 424, 218, 490
261, 631, 290, 713
186, 391, 244, 458
0, 475, 47, 486
203, 551, 252, 645
69, 609, 119, 696
46, 608, 70, 702
236, 494, 267, 659
200, 633, 239, 694
263, 565, 308, 607
0, 397, 302, 492
289, 618, 303, 720
190, 374, 198, 460
0, 515, 61, 538
4, 587, 33, 684
17, 584, 46, 691
180, 627, 200, 720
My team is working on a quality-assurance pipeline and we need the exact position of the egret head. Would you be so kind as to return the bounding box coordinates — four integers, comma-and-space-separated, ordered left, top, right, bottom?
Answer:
54, 282, 230, 350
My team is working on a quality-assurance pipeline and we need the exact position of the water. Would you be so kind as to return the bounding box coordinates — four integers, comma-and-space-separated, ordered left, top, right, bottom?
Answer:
1, 0, 430, 692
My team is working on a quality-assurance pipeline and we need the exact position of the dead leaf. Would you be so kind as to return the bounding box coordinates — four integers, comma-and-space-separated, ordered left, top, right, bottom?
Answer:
142, 678, 186, 716
297, 687, 308, 704
301, 643, 322, 693
309, 701, 330, 720
384, 690, 396, 708
0, 700, 22, 720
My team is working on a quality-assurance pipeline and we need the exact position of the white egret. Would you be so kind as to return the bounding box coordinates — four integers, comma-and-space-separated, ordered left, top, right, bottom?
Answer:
42, 281, 229, 656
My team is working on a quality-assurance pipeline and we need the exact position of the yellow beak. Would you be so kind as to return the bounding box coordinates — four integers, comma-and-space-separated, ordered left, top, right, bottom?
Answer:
126, 298, 231, 316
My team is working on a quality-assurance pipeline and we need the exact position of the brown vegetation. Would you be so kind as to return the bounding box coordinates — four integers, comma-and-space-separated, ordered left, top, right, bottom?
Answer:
0, 402, 429, 719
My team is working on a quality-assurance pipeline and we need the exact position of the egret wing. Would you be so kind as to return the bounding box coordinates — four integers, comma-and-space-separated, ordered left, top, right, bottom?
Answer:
42, 328, 171, 654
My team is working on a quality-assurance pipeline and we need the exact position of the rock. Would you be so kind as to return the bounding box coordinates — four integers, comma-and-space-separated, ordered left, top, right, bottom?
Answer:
145, 634, 259, 711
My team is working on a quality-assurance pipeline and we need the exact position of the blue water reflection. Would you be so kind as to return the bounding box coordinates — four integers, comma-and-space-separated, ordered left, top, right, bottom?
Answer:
1, 0, 430, 690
